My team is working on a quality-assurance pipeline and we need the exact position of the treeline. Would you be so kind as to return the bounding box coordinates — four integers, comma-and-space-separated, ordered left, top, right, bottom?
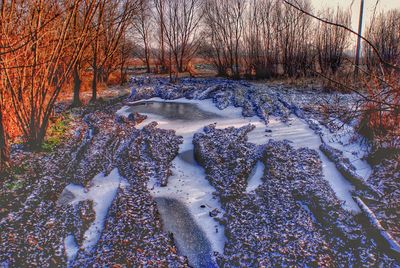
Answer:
202, 0, 351, 79
135, 0, 399, 78
134, 0, 352, 79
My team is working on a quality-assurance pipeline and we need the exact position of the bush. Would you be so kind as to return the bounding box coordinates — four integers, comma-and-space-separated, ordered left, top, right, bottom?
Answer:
41, 114, 73, 152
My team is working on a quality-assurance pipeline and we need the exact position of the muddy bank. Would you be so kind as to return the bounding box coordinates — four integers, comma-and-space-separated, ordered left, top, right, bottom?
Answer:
0, 103, 187, 267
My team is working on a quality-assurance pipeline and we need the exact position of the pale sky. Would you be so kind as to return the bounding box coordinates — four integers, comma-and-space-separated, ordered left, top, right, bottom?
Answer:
309, 0, 400, 51
311, 0, 400, 32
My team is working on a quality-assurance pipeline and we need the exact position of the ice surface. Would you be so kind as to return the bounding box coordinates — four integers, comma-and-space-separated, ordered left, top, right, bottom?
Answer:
246, 161, 265, 193
155, 197, 217, 268
128, 98, 273, 256
62, 168, 123, 261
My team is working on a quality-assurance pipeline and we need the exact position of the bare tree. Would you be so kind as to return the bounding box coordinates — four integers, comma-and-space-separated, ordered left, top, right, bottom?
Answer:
0, 0, 98, 148
365, 10, 400, 71
315, 8, 351, 75
158, 0, 203, 80
244, 0, 279, 78
279, 0, 312, 77
71, 3, 96, 107
134, 0, 153, 73
117, 34, 136, 85
153, 0, 167, 72
204, 0, 246, 79
0, 104, 8, 173
90, 0, 137, 102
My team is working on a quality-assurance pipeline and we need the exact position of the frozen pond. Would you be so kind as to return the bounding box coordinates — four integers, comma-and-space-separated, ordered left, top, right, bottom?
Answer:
121, 97, 363, 265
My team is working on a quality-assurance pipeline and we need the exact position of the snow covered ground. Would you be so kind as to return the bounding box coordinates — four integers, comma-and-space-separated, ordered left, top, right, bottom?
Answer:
1, 76, 397, 267
124, 98, 361, 214
115, 95, 368, 265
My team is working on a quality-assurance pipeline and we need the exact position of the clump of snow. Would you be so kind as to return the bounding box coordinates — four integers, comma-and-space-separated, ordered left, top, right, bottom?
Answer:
62, 168, 124, 261
115, 106, 132, 118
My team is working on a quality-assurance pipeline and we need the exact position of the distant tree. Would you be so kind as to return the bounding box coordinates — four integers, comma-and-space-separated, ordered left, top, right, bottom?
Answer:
71, 3, 95, 107
204, 0, 246, 78
134, 0, 153, 73
244, 0, 279, 78
159, 0, 204, 79
90, 0, 137, 102
315, 8, 351, 75
116, 34, 136, 85
365, 10, 400, 71
279, 0, 313, 77
153, 0, 167, 71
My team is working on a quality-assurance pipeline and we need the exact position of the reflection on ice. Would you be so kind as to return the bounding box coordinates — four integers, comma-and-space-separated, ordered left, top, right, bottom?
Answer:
155, 197, 217, 268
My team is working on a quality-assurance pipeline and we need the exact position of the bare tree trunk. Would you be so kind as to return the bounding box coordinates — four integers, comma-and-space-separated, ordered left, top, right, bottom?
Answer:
160, 0, 166, 70
91, 52, 98, 103
72, 65, 82, 107
0, 108, 9, 173
145, 44, 151, 73
120, 65, 126, 85
91, 72, 98, 102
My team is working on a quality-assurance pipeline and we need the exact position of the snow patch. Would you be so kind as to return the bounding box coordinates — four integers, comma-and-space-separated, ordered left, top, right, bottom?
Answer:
319, 121, 372, 180
246, 161, 265, 193
116, 106, 132, 118
61, 168, 123, 261
64, 235, 79, 265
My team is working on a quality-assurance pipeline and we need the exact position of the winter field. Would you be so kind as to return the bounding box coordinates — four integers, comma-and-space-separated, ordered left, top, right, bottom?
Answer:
0, 76, 399, 267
